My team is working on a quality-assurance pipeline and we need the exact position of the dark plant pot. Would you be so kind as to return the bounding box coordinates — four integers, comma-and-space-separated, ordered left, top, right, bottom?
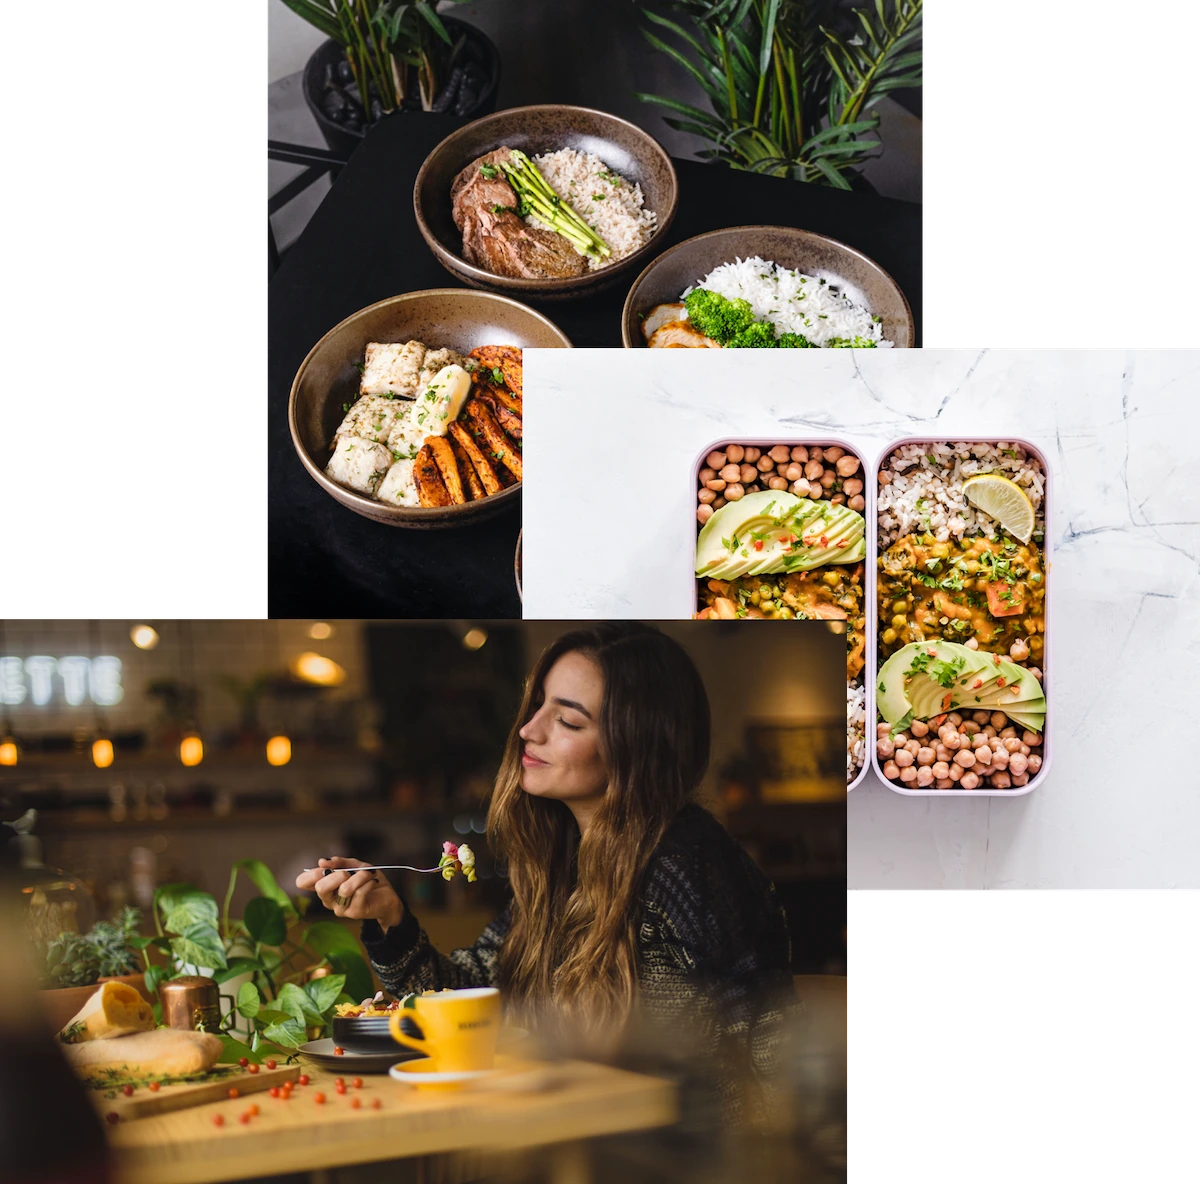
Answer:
302, 20, 502, 159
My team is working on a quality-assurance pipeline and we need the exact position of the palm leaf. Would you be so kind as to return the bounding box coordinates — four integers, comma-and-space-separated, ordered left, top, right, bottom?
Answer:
278, 0, 342, 42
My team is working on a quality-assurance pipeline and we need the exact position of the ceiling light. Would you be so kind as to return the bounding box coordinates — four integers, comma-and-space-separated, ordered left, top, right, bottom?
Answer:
462, 628, 488, 651
266, 735, 292, 767
291, 652, 345, 687
91, 738, 114, 769
0, 738, 17, 767
308, 622, 334, 640
130, 625, 159, 650
179, 734, 204, 767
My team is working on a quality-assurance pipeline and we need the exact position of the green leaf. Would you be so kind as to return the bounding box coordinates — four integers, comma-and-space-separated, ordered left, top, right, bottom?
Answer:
759, 0, 781, 76
236, 981, 262, 1019
303, 922, 375, 1002
127, 934, 170, 952
144, 964, 167, 998
234, 860, 298, 924
414, 1, 450, 44
243, 897, 288, 947
303, 973, 347, 1017
262, 1017, 308, 1050
169, 923, 228, 971
253, 1009, 295, 1026
212, 956, 263, 985
217, 1033, 267, 1065
276, 982, 322, 1026
276, 0, 342, 43
163, 890, 219, 935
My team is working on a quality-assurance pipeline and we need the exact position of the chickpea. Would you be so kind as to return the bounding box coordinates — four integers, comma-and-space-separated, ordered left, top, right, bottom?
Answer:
916, 747, 935, 766
785, 463, 803, 482
790, 479, 809, 497
953, 750, 976, 769
768, 476, 789, 491
1000, 726, 1017, 739
881, 627, 897, 644
948, 712, 963, 727
1029, 667, 1043, 682
894, 749, 914, 768
1003, 738, 1021, 754
809, 447, 824, 462
712, 496, 726, 510
892, 732, 909, 745
1010, 772, 1029, 787
698, 467, 715, 484
1019, 743, 1030, 756
932, 761, 950, 779
843, 478, 864, 496
964, 637, 979, 650
804, 459, 823, 481
725, 483, 745, 501
848, 495, 866, 511
698, 488, 716, 505
1009, 752, 1028, 776
791, 446, 808, 463
989, 771, 1012, 789
697, 505, 713, 525
883, 760, 900, 780
752, 455, 771, 474
822, 570, 840, 588
991, 748, 1009, 770
1022, 731, 1042, 747
725, 444, 745, 464
768, 444, 791, 463
960, 720, 979, 736
831, 493, 847, 505
899, 765, 918, 783
720, 464, 741, 482
910, 720, 929, 738
974, 746, 992, 767
819, 469, 837, 489
983, 725, 997, 739
959, 772, 980, 790
877, 723, 892, 737
990, 712, 1008, 730
822, 445, 843, 462
935, 745, 951, 763
1027, 754, 1042, 774
743, 446, 761, 463
878, 469, 892, 485
943, 732, 962, 751
935, 778, 954, 790
807, 480, 824, 499
972, 733, 990, 751
835, 454, 861, 477
739, 464, 758, 485
877, 738, 895, 759
706, 451, 727, 469
948, 763, 963, 781
916, 766, 934, 787
705, 478, 726, 492
905, 739, 920, 756
971, 710, 990, 725
1009, 638, 1030, 662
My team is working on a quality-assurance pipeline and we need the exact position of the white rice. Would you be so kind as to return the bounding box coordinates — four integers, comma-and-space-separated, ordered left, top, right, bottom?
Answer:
684, 256, 891, 347
877, 442, 1045, 547
526, 148, 657, 271
847, 679, 866, 782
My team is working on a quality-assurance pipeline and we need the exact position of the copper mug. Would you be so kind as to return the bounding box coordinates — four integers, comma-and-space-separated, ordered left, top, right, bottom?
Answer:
160, 975, 227, 1033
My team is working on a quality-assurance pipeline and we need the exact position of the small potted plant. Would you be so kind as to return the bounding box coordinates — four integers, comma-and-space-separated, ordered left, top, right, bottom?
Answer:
279, 1, 502, 156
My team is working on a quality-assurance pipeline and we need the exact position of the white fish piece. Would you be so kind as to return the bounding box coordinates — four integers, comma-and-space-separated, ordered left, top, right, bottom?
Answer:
409, 365, 471, 439
416, 348, 469, 397
360, 341, 427, 398
334, 395, 409, 444
325, 435, 392, 496
376, 458, 419, 506
385, 415, 427, 459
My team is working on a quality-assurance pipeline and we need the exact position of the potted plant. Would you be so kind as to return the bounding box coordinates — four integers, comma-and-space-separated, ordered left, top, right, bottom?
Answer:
37, 908, 153, 1031
635, 0, 921, 189
279, 1, 502, 156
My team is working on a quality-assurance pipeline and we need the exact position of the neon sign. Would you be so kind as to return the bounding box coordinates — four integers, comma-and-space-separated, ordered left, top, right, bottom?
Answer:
0, 656, 123, 707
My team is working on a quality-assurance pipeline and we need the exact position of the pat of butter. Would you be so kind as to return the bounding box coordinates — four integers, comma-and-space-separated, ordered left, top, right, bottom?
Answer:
409, 364, 470, 438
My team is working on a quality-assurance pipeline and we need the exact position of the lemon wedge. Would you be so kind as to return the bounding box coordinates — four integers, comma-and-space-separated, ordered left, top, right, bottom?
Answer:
962, 474, 1035, 542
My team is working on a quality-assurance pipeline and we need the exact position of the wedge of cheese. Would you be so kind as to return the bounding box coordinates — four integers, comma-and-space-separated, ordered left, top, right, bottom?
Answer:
63, 1028, 223, 1081
59, 981, 155, 1044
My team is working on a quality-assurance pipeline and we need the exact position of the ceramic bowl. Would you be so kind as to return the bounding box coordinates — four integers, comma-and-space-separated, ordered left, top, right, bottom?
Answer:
414, 105, 678, 301
289, 289, 570, 529
620, 226, 914, 347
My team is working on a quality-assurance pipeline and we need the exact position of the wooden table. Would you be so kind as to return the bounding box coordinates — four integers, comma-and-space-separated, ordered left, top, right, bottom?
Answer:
106, 1059, 677, 1184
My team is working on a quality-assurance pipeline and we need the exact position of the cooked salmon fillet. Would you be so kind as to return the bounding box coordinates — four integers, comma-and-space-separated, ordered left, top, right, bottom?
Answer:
465, 399, 522, 482
449, 421, 503, 496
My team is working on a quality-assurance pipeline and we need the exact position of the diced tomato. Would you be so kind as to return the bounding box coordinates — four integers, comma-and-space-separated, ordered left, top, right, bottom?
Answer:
942, 693, 953, 710
820, 535, 829, 547
753, 540, 764, 551
972, 678, 983, 689
986, 581, 1025, 617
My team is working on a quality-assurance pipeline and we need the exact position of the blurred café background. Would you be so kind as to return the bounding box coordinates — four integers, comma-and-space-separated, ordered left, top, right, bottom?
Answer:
0, 619, 846, 975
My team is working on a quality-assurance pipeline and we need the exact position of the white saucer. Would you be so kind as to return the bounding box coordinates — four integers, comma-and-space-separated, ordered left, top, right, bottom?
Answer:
389, 1056, 508, 1088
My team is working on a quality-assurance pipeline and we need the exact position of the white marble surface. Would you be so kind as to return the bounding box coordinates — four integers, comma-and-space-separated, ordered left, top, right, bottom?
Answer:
523, 348, 1200, 887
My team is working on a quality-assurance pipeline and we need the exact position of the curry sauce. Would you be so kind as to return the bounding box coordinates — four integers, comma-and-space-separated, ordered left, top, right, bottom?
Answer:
877, 534, 1045, 660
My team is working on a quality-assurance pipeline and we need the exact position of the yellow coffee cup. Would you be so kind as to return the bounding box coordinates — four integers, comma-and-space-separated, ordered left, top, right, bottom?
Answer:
389, 987, 500, 1072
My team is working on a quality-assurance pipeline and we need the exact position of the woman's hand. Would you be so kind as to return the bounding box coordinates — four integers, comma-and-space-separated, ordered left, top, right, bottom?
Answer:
294, 858, 404, 932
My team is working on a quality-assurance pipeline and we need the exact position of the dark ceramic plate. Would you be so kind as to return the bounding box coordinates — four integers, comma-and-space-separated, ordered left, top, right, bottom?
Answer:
620, 226, 915, 348
331, 1013, 419, 1053
289, 289, 571, 529
297, 1037, 421, 1074
414, 105, 679, 302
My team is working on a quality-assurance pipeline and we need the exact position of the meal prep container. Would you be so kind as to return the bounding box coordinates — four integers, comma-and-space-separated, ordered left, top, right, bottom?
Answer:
870, 437, 1053, 797
690, 436, 874, 792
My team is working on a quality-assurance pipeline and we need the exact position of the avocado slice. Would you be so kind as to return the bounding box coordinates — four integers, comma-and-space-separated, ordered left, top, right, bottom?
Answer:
695, 491, 865, 580
1004, 705, 1046, 732
876, 641, 991, 726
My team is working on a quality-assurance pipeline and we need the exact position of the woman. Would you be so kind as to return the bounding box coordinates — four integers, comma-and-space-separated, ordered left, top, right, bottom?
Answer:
296, 623, 795, 1116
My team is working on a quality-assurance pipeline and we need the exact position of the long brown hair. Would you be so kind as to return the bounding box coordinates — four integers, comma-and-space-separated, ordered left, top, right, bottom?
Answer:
487, 623, 711, 1044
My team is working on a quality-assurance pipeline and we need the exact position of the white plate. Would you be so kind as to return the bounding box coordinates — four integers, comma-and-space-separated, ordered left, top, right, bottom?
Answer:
389, 1058, 500, 1086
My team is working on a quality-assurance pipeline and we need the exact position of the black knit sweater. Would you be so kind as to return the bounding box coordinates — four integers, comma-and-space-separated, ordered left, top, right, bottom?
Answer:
360, 805, 796, 1115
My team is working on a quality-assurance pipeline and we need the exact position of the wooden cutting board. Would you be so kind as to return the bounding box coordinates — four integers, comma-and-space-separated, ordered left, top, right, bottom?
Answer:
89, 1063, 300, 1122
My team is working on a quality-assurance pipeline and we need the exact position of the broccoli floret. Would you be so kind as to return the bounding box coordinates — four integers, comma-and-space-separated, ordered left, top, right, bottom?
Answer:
776, 332, 816, 348
726, 321, 779, 349
826, 335, 879, 348
683, 289, 756, 344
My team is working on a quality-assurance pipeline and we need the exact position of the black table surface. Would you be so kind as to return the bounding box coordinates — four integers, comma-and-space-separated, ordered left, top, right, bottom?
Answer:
269, 113, 922, 619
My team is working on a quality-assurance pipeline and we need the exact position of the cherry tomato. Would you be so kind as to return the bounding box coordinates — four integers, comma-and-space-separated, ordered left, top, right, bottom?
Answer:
265, 1059, 277, 1070
334, 1046, 345, 1055
239, 1112, 252, 1125
371, 1098, 382, 1110
297, 1074, 310, 1086
314, 1091, 327, 1104
106, 1113, 120, 1126
335, 1083, 347, 1095
148, 1082, 161, 1092
335, 1077, 344, 1087
247, 1063, 260, 1075
350, 1097, 361, 1109
248, 1104, 260, 1117
238, 1057, 249, 1068
269, 1087, 280, 1098
121, 1085, 135, 1097
227, 1087, 240, 1100
212, 1114, 225, 1128
352, 1077, 363, 1089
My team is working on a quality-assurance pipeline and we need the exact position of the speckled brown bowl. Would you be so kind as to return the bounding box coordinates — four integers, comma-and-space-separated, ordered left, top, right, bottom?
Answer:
289, 290, 570, 529
414, 105, 678, 302
620, 226, 914, 348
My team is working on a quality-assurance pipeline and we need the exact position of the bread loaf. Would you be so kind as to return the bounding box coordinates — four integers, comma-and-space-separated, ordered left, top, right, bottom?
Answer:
59, 980, 155, 1043
62, 1028, 223, 1081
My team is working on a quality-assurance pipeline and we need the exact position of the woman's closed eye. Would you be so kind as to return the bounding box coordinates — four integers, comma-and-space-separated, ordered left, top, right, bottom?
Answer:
556, 716, 583, 731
